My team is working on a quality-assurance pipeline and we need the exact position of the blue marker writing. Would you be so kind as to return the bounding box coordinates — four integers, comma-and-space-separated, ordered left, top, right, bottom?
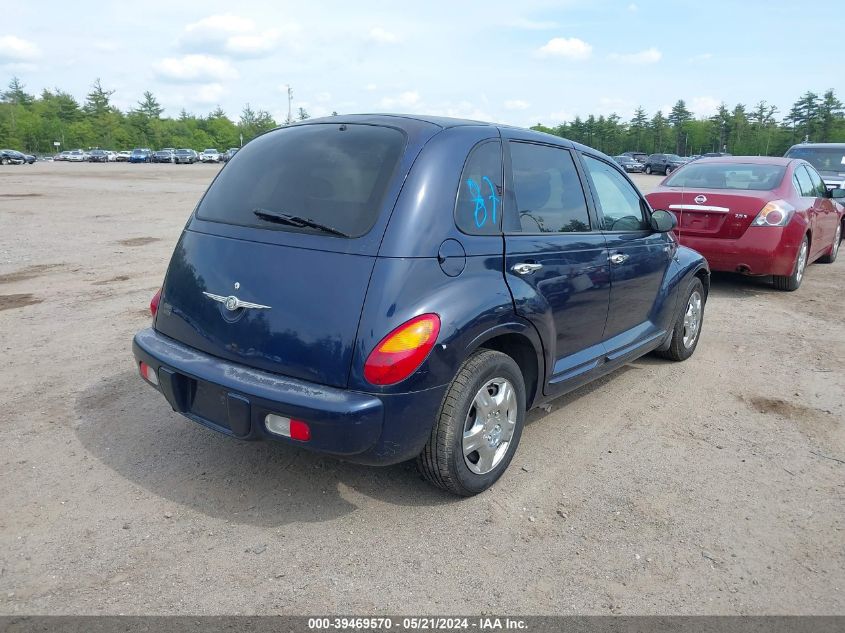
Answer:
467, 178, 487, 228
482, 176, 500, 225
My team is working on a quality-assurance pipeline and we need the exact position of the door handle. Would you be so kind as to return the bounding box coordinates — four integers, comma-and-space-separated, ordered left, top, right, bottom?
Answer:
511, 262, 543, 275
609, 253, 629, 265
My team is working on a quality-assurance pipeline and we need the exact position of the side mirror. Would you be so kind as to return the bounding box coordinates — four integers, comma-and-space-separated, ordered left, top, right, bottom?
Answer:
830, 188, 845, 200
650, 209, 677, 233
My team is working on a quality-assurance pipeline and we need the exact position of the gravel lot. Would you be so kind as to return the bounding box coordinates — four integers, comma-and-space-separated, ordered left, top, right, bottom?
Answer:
0, 162, 842, 615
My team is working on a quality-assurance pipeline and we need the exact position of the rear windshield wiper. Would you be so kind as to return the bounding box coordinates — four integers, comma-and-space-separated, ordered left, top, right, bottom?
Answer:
252, 208, 351, 238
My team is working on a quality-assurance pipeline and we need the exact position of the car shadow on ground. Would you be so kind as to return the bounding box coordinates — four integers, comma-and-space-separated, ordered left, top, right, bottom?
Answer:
707, 271, 781, 298
74, 370, 456, 527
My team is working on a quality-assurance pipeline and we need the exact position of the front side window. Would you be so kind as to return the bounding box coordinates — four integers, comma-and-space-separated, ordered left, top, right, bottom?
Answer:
582, 154, 648, 231
454, 141, 503, 235
508, 142, 591, 233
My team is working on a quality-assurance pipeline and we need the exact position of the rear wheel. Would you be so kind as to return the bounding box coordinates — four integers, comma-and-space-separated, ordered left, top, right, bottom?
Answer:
0, 158, 8, 165
417, 350, 525, 496
665, 165, 673, 175
818, 223, 841, 264
655, 278, 705, 361
645, 165, 652, 175
773, 236, 809, 291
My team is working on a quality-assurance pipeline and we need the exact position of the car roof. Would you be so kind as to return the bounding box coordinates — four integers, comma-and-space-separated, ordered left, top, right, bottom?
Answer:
691, 156, 793, 166
282, 113, 600, 152
787, 143, 845, 150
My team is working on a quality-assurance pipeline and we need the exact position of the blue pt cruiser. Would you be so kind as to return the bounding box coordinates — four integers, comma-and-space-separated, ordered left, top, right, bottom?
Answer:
133, 115, 709, 496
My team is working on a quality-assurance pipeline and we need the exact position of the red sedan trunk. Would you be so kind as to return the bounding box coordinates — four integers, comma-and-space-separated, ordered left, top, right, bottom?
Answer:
646, 157, 842, 285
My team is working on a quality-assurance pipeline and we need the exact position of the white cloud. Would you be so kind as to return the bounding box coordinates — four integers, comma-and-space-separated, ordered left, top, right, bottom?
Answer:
545, 110, 573, 124
505, 99, 530, 111
180, 14, 292, 58
689, 52, 713, 62
608, 47, 662, 64
536, 37, 592, 60
690, 96, 720, 118
315, 92, 332, 103
365, 83, 377, 91
153, 55, 239, 83
379, 90, 420, 109
0, 35, 40, 63
193, 83, 227, 104
366, 27, 400, 44
628, 3, 639, 11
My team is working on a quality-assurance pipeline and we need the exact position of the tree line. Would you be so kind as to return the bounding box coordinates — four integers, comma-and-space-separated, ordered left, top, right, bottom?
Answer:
531, 89, 845, 157
2, 76, 843, 157
0, 77, 317, 154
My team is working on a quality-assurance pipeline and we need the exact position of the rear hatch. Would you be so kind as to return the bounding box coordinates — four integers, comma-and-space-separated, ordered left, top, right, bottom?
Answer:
154, 122, 409, 388
648, 162, 784, 239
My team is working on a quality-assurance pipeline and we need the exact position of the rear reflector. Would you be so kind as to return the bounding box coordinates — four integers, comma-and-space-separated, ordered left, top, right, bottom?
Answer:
139, 361, 159, 386
150, 288, 162, 318
265, 414, 311, 441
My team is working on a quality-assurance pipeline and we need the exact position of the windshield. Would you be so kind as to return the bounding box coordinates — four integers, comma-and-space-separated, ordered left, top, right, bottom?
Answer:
785, 147, 845, 173
664, 162, 786, 190
196, 123, 406, 238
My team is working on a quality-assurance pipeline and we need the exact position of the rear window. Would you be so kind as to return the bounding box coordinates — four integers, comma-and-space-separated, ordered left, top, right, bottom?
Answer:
664, 163, 785, 190
197, 124, 406, 238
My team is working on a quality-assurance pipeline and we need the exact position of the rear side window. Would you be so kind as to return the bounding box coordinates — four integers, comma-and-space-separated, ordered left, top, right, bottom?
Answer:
197, 124, 406, 238
805, 166, 827, 197
508, 142, 591, 233
455, 141, 503, 235
582, 155, 648, 231
793, 165, 815, 198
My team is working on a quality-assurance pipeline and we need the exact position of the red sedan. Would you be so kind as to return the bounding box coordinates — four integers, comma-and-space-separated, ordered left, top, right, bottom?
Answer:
646, 157, 844, 290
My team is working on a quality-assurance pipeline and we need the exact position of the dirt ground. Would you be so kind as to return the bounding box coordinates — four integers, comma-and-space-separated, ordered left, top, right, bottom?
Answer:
0, 162, 842, 615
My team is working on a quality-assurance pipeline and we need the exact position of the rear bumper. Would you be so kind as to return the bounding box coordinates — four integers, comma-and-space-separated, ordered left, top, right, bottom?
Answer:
679, 225, 800, 276
132, 328, 445, 465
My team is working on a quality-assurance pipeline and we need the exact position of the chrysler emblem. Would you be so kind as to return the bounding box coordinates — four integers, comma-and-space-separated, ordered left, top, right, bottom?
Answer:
694, 195, 707, 204
203, 291, 271, 311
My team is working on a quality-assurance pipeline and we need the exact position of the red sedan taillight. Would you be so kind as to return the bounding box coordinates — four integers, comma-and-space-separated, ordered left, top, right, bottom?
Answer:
363, 314, 441, 385
753, 200, 795, 227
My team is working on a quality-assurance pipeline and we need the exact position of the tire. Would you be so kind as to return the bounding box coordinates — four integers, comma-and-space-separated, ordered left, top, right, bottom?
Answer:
655, 277, 705, 362
417, 349, 526, 496
818, 222, 841, 264
0, 158, 8, 165
773, 235, 809, 291
665, 166, 673, 175
645, 165, 652, 175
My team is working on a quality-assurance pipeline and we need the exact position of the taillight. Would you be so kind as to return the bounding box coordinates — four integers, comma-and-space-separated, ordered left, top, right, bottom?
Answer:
265, 414, 311, 441
150, 288, 161, 318
139, 361, 159, 386
753, 200, 794, 227
364, 314, 441, 386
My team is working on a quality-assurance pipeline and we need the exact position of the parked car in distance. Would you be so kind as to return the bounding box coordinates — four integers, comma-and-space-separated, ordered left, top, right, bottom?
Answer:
106, 151, 118, 162
115, 150, 131, 162
0, 149, 25, 165
644, 153, 686, 175
221, 147, 239, 162
133, 114, 710, 496
3, 150, 35, 164
129, 148, 153, 163
784, 143, 845, 191
67, 149, 86, 162
173, 149, 197, 164
153, 149, 175, 163
54, 151, 70, 161
88, 149, 109, 163
200, 148, 220, 163
621, 151, 648, 163
613, 155, 644, 173
700, 152, 732, 159
646, 157, 844, 291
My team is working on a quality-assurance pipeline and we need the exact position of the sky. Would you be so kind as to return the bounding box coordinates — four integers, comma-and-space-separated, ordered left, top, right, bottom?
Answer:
1, 1, 839, 127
